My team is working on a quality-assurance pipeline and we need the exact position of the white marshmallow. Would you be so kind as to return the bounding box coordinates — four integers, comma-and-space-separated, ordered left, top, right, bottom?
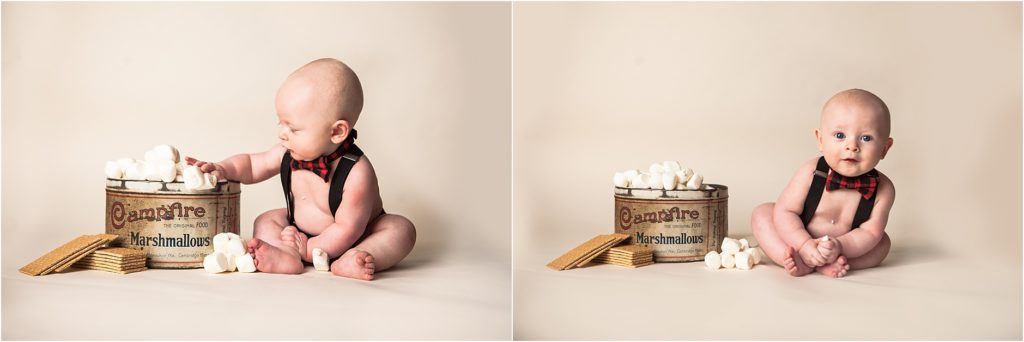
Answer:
144, 150, 158, 162
312, 248, 330, 272
649, 172, 664, 189
721, 238, 741, 255
739, 238, 750, 251
678, 168, 694, 183
235, 253, 257, 273
622, 169, 640, 180
157, 160, 177, 183
660, 172, 677, 190
820, 235, 830, 242
735, 251, 754, 270
203, 252, 230, 273
686, 173, 703, 189
630, 173, 650, 189
649, 163, 664, 174
116, 158, 136, 172
183, 166, 205, 190
223, 252, 237, 272
613, 172, 629, 188
174, 175, 184, 182
213, 233, 246, 258
124, 162, 146, 180
747, 247, 763, 265
202, 173, 218, 188
143, 161, 162, 181
721, 253, 736, 268
105, 161, 123, 179
151, 145, 180, 163
704, 251, 721, 270
662, 161, 682, 174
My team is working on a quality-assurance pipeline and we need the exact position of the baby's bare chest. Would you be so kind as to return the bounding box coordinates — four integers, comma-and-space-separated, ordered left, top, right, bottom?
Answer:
805, 189, 863, 238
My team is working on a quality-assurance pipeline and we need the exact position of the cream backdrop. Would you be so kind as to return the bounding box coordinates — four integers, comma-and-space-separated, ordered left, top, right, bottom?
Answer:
3, 2, 510, 339
514, 2, 1021, 340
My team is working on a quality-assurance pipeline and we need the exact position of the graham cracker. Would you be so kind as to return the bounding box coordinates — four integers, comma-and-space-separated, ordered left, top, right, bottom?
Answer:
52, 234, 120, 273
569, 233, 630, 268
547, 233, 629, 271
607, 244, 653, 255
93, 247, 147, 259
20, 234, 119, 276
74, 260, 148, 268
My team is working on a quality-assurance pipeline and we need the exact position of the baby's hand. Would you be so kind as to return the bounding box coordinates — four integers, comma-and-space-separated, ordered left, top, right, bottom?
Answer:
185, 156, 226, 180
816, 237, 842, 264
798, 239, 827, 267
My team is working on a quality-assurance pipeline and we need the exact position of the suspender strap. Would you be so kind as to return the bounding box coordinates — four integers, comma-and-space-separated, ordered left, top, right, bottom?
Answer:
801, 156, 877, 229
280, 153, 296, 226
800, 157, 829, 226
852, 170, 878, 229
328, 145, 363, 216
279, 144, 366, 226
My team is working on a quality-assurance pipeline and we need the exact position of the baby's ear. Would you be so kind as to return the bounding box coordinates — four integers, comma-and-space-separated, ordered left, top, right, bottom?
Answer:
330, 120, 352, 144
814, 128, 824, 152
881, 137, 894, 159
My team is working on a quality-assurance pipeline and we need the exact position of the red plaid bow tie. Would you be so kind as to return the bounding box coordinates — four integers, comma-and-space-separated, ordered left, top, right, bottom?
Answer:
290, 130, 357, 182
825, 169, 879, 200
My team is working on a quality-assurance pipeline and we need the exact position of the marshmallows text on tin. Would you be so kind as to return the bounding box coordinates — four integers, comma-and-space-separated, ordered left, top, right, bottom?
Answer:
704, 250, 722, 270
312, 248, 330, 272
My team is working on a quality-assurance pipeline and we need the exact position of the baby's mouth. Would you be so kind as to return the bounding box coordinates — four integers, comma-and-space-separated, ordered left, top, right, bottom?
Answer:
841, 158, 858, 163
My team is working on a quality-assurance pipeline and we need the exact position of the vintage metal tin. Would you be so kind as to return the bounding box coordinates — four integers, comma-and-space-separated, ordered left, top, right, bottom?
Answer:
614, 184, 728, 262
105, 179, 240, 268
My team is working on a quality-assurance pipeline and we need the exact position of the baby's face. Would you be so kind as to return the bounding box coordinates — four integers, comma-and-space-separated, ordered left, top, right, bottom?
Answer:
816, 99, 892, 177
275, 78, 340, 161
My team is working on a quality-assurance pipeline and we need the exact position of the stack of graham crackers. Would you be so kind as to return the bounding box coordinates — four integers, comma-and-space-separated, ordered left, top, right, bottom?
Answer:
547, 233, 630, 271
73, 247, 148, 274
19, 234, 121, 276
593, 244, 654, 268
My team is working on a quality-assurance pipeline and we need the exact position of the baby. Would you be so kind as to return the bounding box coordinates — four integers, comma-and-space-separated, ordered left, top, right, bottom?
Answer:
188, 58, 416, 280
751, 89, 894, 278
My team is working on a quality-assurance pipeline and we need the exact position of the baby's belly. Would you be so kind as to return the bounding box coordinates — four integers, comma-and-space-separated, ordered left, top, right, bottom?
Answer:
292, 202, 336, 235
805, 190, 862, 238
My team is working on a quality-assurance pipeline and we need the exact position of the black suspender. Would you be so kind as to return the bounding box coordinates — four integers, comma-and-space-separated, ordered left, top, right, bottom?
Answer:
801, 156, 876, 229
280, 144, 365, 226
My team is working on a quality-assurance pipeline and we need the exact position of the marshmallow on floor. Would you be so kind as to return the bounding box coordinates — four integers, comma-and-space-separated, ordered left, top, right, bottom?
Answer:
203, 252, 231, 273
312, 248, 330, 272
704, 237, 761, 271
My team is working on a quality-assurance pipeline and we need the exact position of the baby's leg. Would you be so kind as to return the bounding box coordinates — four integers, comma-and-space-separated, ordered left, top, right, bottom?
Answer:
247, 208, 305, 274
331, 214, 416, 280
847, 232, 891, 270
751, 203, 813, 276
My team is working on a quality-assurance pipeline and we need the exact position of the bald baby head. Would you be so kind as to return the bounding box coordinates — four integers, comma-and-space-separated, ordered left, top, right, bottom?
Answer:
821, 88, 891, 138
277, 58, 364, 126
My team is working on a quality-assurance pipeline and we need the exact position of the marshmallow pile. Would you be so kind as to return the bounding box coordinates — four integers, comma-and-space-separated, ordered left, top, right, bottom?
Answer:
203, 233, 257, 273
105, 144, 220, 190
613, 161, 704, 190
704, 237, 763, 271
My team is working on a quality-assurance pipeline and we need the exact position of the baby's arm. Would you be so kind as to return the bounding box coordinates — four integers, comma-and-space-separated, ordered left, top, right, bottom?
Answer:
303, 157, 380, 261
774, 158, 828, 266
835, 173, 895, 258
188, 144, 287, 184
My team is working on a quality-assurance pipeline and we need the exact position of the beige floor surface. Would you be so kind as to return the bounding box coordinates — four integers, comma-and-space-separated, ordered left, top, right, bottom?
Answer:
514, 243, 1020, 340
3, 248, 510, 340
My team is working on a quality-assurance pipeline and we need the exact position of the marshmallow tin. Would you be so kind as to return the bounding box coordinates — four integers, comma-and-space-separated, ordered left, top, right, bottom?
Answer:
614, 184, 728, 262
105, 179, 240, 268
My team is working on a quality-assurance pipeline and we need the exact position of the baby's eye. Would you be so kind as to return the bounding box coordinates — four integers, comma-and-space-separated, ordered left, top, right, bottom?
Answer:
834, 132, 846, 140
860, 135, 873, 142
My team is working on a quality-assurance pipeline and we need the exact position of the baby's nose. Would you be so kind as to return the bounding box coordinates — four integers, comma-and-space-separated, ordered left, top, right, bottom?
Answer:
278, 127, 288, 141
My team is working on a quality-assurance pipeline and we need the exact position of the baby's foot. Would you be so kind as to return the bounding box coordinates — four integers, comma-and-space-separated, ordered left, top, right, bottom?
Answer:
817, 256, 850, 278
331, 249, 375, 281
247, 238, 304, 274
280, 226, 309, 262
783, 247, 814, 277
